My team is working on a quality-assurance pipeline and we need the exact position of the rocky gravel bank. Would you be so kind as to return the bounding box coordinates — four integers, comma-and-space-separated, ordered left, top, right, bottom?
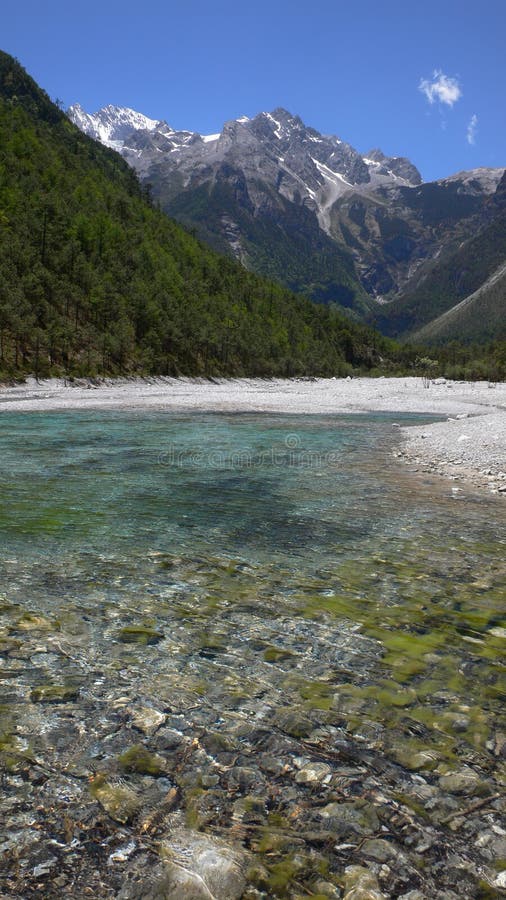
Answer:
399, 407, 506, 495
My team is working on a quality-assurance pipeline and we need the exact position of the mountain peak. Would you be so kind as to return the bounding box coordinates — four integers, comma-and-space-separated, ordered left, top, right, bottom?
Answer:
366, 148, 387, 162
67, 103, 163, 148
363, 148, 422, 186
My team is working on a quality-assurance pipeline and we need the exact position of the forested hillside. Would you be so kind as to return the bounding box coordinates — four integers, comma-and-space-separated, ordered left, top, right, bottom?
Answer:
165, 173, 373, 317
0, 50, 411, 379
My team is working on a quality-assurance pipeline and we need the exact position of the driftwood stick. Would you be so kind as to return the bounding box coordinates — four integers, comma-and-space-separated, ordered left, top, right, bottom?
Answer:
440, 792, 502, 826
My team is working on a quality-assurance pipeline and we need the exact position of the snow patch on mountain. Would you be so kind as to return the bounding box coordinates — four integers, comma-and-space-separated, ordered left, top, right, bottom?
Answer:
312, 158, 352, 186
68, 103, 161, 149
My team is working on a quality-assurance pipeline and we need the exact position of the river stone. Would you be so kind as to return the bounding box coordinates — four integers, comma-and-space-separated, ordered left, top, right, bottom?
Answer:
343, 865, 387, 900
272, 707, 314, 738
475, 828, 506, 858
317, 801, 380, 835
491, 732, 506, 757
130, 706, 166, 735
90, 778, 142, 824
438, 767, 481, 794
294, 761, 332, 784
117, 829, 247, 899
360, 838, 401, 863
118, 626, 164, 645
391, 746, 441, 771
313, 881, 341, 899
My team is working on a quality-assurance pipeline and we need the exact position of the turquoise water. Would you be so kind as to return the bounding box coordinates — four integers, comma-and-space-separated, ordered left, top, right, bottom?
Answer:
0, 410, 423, 561
0, 410, 505, 772
0, 409, 489, 559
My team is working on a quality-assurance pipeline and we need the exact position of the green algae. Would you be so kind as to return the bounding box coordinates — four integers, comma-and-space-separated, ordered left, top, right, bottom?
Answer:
0, 715, 33, 772
118, 744, 166, 776
89, 774, 142, 823
366, 682, 418, 708
267, 811, 290, 828
388, 737, 447, 771
31, 684, 79, 703
118, 625, 164, 645
391, 791, 431, 821
264, 646, 295, 663
293, 542, 505, 763
196, 631, 227, 656
184, 786, 207, 829
15, 611, 60, 632
298, 680, 335, 710
0, 636, 22, 653
300, 593, 363, 622
265, 859, 301, 895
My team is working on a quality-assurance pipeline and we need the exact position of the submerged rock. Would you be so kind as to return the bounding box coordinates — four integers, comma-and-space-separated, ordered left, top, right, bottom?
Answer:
438, 767, 481, 794
90, 776, 142, 823
15, 612, 57, 632
118, 626, 164, 645
317, 801, 380, 836
294, 760, 332, 784
130, 706, 166, 735
494, 871, 506, 889
343, 865, 387, 900
118, 829, 248, 899
272, 706, 314, 738
360, 838, 403, 863
30, 684, 79, 703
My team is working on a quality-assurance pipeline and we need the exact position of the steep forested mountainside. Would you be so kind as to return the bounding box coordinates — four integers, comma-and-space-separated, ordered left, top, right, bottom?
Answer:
0, 51, 412, 378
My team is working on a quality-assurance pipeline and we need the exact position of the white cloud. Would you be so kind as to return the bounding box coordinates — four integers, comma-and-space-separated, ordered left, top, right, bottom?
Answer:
419, 70, 462, 107
467, 113, 478, 145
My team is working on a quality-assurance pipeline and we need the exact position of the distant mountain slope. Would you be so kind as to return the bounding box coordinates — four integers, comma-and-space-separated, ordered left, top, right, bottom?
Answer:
165, 164, 374, 316
328, 169, 504, 298
411, 261, 506, 344
375, 171, 506, 340
0, 50, 407, 378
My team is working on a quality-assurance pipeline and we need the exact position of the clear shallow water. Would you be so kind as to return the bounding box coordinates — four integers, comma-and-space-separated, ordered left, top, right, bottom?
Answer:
1, 410, 504, 723
0, 411, 505, 895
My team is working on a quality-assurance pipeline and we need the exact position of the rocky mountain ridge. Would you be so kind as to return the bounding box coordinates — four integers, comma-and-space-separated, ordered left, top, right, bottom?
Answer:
69, 103, 423, 227
69, 102, 505, 335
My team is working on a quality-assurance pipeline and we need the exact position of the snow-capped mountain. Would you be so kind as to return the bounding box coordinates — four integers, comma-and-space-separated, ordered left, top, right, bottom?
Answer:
68, 103, 163, 150
69, 102, 505, 317
69, 104, 421, 233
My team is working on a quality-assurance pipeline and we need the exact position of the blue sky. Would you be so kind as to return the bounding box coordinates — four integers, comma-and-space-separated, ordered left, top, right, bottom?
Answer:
2, 0, 505, 181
